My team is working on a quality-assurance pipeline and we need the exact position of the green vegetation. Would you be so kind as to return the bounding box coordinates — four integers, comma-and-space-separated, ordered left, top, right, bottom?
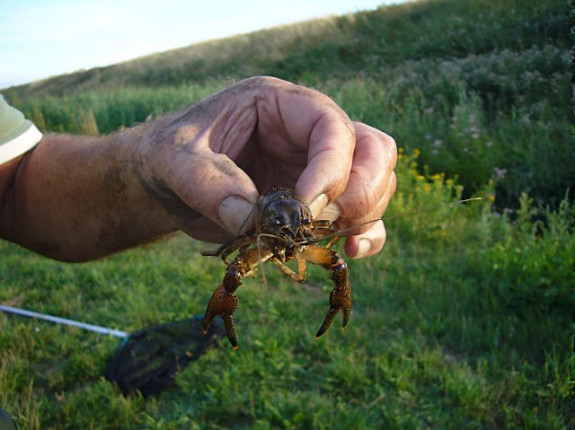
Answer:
4, 0, 571, 210
1, 0, 573, 428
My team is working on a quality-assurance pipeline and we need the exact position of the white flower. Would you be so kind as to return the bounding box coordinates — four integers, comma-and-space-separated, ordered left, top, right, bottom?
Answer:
493, 167, 508, 180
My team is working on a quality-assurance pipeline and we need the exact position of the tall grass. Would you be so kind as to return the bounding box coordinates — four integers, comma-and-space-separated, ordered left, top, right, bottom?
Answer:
10, 41, 573, 210
18, 85, 222, 135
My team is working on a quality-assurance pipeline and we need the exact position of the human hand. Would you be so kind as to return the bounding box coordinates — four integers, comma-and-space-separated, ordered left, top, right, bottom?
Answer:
139, 76, 397, 258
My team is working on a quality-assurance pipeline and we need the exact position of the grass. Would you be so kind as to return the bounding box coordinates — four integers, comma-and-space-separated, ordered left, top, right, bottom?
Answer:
1, 156, 573, 429
0, 0, 573, 427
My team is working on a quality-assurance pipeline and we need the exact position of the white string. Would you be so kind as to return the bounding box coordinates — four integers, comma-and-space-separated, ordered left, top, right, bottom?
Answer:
0, 305, 128, 338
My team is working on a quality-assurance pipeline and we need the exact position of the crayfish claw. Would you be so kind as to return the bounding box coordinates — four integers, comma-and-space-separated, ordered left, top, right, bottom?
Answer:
341, 305, 351, 328
222, 315, 239, 350
315, 302, 351, 338
203, 283, 239, 349
315, 255, 352, 338
315, 307, 340, 338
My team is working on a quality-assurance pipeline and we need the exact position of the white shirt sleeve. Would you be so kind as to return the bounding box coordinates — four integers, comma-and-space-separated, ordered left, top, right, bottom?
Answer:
0, 95, 43, 165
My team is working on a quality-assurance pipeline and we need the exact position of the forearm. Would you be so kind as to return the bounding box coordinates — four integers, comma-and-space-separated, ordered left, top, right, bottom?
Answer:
0, 79, 260, 261
0, 123, 177, 262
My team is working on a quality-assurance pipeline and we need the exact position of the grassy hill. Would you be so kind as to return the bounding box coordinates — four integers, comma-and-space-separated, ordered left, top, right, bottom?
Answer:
3, 0, 568, 95
1, 0, 573, 428
2, 0, 571, 210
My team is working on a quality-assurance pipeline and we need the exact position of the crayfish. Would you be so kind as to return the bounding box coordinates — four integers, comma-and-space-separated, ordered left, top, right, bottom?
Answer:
201, 187, 351, 349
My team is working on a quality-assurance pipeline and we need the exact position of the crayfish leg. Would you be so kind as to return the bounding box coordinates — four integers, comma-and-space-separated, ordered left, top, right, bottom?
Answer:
201, 232, 260, 264
272, 255, 307, 283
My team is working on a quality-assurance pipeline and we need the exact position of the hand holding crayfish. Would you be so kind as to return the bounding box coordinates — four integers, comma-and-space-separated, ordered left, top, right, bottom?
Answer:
138, 76, 397, 259
202, 187, 352, 349
1, 77, 395, 262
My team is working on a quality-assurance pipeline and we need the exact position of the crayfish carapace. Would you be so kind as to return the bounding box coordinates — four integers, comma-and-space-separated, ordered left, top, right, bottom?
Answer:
201, 187, 351, 349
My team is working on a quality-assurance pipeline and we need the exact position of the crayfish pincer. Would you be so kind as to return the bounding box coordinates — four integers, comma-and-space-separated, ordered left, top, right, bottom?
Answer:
201, 187, 352, 349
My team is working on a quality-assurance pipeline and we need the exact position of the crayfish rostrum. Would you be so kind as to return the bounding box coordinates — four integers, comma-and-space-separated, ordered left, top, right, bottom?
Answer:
202, 187, 351, 349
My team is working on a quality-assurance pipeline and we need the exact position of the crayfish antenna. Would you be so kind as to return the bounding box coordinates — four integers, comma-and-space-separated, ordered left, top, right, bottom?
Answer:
256, 233, 269, 289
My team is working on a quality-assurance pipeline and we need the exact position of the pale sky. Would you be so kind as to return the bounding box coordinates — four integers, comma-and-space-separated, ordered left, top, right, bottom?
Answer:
0, 0, 409, 89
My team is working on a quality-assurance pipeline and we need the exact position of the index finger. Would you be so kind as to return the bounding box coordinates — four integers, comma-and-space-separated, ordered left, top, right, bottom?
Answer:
296, 105, 356, 211
265, 80, 356, 211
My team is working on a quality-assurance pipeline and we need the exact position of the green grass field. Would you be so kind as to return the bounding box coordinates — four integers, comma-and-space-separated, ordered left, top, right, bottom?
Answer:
1, 0, 573, 428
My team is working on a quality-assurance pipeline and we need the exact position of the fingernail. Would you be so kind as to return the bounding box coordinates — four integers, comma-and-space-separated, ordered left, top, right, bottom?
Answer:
309, 194, 341, 221
219, 196, 255, 235
355, 239, 372, 259
308, 193, 328, 217
318, 202, 341, 222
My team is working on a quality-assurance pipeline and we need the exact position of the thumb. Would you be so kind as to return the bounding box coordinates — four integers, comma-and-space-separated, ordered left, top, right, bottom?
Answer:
143, 145, 259, 240
177, 151, 259, 236
140, 115, 260, 240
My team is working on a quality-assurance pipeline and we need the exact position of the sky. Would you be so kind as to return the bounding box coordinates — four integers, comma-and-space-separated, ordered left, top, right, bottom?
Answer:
0, 0, 409, 89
